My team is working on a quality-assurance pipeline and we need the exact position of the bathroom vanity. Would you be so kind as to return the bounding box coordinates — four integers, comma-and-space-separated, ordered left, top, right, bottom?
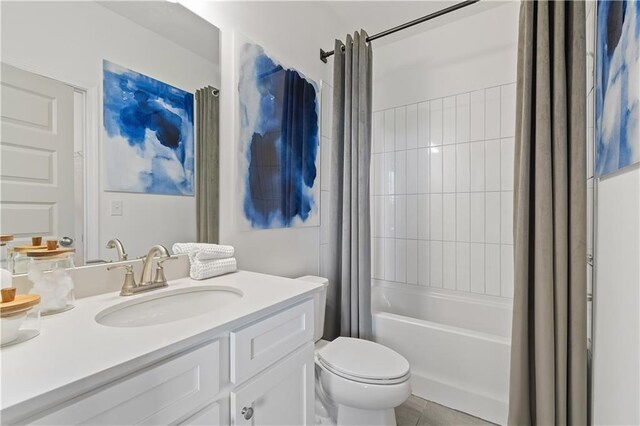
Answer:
0, 271, 322, 425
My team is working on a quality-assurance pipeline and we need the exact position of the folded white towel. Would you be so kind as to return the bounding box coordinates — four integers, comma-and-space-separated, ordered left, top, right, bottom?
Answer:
172, 243, 235, 261
190, 257, 237, 280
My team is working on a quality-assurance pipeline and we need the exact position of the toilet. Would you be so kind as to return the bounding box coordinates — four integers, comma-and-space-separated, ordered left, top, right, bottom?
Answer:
297, 276, 411, 426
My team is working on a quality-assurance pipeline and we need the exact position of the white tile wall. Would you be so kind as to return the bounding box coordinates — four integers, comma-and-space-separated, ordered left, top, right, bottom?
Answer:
417, 148, 429, 194
443, 193, 456, 241
485, 87, 501, 140
430, 147, 443, 193
456, 143, 470, 192
407, 195, 418, 239
485, 192, 501, 244
485, 139, 501, 191
430, 241, 443, 287
470, 90, 485, 141
430, 99, 443, 146
406, 104, 418, 150
384, 109, 395, 152
456, 93, 470, 143
418, 102, 429, 148
396, 151, 407, 195
407, 239, 418, 285
371, 82, 516, 298
395, 107, 407, 151
395, 239, 407, 283
443, 96, 456, 145
470, 192, 485, 243
456, 242, 470, 292
470, 243, 485, 293
470, 141, 485, 192
443, 145, 456, 193
443, 241, 457, 290
418, 240, 429, 286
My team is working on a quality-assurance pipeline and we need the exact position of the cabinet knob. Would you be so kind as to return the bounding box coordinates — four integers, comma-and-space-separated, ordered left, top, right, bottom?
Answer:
241, 406, 254, 420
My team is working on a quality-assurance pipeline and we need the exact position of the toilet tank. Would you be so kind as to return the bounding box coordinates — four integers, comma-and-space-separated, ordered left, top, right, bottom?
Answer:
296, 275, 328, 342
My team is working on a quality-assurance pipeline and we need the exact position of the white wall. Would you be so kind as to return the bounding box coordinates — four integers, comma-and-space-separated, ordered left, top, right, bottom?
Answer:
1, 1, 219, 260
180, 1, 349, 278
592, 166, 640, 425
373, 2, 519, 111
590, 0, 640, 422
368, 2, 519, 299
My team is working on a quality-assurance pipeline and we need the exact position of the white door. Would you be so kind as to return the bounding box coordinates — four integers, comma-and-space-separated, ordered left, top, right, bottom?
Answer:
0, 63, 74, 245
231, 342, 315, 426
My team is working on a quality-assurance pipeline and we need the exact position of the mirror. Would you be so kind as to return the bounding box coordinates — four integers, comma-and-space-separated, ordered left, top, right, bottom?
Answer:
0, 1, 220, 271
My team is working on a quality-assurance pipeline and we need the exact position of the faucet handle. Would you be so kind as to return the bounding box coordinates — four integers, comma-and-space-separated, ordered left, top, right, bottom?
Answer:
107, 264, 132, 272
158, 255, 178, 265
154, 256, 177, 284
107, 264, 137, 295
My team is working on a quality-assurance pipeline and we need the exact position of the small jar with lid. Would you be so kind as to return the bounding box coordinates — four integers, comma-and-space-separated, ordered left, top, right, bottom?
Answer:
26, 243, 75, 315
9, 237, 46, 275
1, 288, 41, 348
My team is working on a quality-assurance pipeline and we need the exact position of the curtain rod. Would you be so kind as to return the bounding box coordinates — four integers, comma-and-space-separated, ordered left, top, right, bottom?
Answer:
320, 0, 480, 63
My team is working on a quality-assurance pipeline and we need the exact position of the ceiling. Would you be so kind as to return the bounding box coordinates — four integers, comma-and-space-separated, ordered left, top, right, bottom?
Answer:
324, 1, 505, 47
98, 1, 219, 65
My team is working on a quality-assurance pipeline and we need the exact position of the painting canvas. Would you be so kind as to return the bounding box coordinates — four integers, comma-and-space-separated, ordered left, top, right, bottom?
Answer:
595, 1, 640, 177
103, 60, 194, 195
237, 38, 320, 229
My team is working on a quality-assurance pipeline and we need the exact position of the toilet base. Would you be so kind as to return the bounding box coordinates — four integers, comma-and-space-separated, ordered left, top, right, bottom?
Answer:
315, 366, 403, 426
335, 405, 396, 426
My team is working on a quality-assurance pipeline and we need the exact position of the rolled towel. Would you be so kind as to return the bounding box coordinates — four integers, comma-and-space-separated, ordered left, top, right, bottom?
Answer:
172, 243, 235, 261
190, 257, 237, 280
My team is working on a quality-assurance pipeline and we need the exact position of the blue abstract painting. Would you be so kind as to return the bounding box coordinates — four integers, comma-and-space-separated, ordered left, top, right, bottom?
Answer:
237, 41, 320, 229
103, 60, 194, 195
595, 0, 639, 177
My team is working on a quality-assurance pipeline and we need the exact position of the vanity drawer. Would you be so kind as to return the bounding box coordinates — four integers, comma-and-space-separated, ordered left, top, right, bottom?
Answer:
230, 299, 314, 384
29, 340, 220, 425
180, 401, 220, 426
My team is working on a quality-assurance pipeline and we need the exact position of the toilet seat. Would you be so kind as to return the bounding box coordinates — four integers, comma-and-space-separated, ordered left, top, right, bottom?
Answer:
316, 337, 410, 385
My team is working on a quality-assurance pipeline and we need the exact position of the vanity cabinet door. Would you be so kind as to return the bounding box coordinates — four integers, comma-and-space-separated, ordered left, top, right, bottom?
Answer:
231, 342, 314, 426
27, 341, 220, 425
231, 299, 314, 385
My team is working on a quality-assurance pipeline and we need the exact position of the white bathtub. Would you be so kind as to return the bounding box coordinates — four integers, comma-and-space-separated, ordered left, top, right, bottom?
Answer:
372, 280, 512, 425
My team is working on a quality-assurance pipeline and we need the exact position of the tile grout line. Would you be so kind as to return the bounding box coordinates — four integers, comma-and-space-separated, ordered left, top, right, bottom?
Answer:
482, 87, 488, 295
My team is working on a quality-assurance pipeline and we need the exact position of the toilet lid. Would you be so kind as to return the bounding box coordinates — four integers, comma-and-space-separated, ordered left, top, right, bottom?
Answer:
317, 337, 410, 382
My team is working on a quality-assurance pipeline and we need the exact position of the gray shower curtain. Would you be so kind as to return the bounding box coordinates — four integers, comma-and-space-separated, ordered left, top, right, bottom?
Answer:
508, 1, 587, 424
195, 86, 220, 243
327, 31, 373, 339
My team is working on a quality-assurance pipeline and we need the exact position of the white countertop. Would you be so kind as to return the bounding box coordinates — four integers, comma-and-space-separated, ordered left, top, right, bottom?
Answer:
0, 270, 322, 419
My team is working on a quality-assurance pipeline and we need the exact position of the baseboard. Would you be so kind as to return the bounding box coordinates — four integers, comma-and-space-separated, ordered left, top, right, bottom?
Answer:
410, 374, 508, 425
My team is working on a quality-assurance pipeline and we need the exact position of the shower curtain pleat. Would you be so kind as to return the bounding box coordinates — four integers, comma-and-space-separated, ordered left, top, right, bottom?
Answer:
327, 31, 373, 340
195, 86, 220, 243
508, 1, 587, 424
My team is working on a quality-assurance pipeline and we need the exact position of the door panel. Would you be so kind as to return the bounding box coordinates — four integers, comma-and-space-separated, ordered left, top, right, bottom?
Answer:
0, 63, 74, 243
231, 342, 314, 426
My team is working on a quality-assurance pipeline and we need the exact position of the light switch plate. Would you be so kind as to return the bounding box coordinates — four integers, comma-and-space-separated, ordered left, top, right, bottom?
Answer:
111, 200, 123, 216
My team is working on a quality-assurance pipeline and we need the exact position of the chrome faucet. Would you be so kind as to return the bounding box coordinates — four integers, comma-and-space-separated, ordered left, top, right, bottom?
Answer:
108, 244, 176, 296
106, 238, 128, 261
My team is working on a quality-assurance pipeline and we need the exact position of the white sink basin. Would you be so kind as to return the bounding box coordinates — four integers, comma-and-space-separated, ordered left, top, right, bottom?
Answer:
95, 286, 243, 328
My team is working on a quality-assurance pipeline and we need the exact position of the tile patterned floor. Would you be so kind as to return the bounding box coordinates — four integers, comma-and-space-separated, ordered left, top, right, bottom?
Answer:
395, 395, 495, 426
